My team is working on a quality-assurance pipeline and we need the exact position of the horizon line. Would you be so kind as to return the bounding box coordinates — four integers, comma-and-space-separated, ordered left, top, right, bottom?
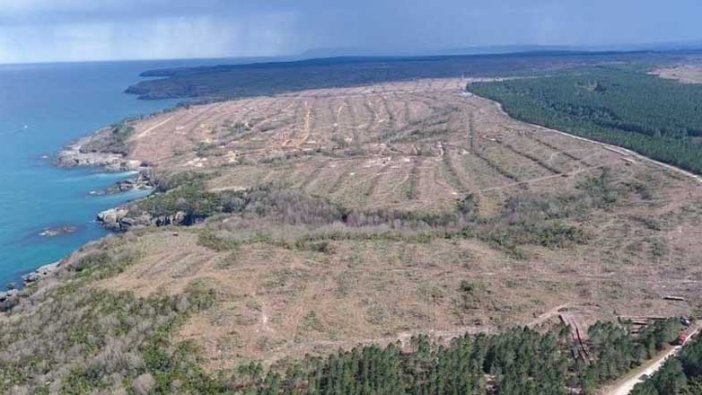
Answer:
2, 40, 701, 67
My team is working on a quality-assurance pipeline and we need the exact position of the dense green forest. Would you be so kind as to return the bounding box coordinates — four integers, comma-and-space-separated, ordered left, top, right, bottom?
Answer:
632, 333, 702, 395
221, 319, 680, 394
469, 67, 702, 174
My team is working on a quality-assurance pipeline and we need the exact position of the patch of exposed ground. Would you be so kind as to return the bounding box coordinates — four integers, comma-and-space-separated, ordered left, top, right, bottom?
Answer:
651, 65, 702, 84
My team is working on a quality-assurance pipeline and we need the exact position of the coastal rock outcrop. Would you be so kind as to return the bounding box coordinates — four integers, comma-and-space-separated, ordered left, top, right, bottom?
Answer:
96, 207, 131, 231
90, 169, 154, 196
22, 261, 60, 285
5, 258, 72, 311
0, 289, 19, 312
97, 207, 184, 231
56, 133, 143, 172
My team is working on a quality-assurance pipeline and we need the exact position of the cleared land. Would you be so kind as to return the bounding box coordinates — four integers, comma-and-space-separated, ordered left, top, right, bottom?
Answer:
82, 78, 702, 369
3, 77, 702, 394
651, 65, 702, 84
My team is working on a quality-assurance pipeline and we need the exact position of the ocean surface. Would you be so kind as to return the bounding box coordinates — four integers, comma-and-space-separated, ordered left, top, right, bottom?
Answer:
0, 59, 242, 288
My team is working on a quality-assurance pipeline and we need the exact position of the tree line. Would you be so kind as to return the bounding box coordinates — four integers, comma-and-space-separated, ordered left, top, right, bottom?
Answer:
632, 330, 702, 395
469, 67, 702, 175
222, 319, 680, 395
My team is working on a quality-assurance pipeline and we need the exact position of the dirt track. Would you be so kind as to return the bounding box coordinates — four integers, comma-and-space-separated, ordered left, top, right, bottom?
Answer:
605, 322, 702, 395
607, 346, 680, 395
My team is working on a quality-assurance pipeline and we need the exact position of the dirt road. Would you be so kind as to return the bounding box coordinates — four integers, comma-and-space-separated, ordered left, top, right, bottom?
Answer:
606, 323, 702, 395
607, 346, 680, 395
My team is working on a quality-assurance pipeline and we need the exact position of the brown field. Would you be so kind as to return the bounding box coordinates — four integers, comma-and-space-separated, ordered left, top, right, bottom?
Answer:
127, 79, 664, 212
72, 78, 702, 370
651, 65, 702, 84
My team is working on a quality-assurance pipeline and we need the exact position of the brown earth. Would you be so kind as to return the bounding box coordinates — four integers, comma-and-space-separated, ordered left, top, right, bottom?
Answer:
74, 78, 702, 371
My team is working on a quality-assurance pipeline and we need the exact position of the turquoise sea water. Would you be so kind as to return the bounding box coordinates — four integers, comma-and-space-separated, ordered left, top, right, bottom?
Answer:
0, 60, 220, 287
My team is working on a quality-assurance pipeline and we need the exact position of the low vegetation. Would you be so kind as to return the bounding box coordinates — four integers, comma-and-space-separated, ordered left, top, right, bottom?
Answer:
0, 262, 683, 395
128, 168, 629, 258
80, 122, 135, 156
0, 252, 217, 394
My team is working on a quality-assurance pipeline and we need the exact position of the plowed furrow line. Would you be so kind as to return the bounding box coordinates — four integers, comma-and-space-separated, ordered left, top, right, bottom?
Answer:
473, 148, 521, 183
502, 143, 561, 174
527, 134, 593, 166
404, 159, 422, 200
360, 97, 377, 143
342, 97, 360, 146
442, 149, 468, 191
327, 168, 351, 196
364, 164, 391, 199
298, 160, 329, 191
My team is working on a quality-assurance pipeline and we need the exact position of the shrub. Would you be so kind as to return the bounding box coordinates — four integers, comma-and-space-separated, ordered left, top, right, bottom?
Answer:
132, 373, 155, 395
197, 230, 240, 252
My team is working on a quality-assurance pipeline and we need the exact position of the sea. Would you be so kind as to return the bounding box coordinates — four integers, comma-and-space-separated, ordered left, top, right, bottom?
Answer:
0, 58, 245, 288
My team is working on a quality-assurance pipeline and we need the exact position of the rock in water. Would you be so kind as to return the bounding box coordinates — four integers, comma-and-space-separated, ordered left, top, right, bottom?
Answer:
39, 225, 78, 237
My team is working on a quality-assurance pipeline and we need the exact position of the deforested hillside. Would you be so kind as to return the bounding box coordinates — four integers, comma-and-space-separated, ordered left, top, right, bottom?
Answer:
3, 77, 702, 394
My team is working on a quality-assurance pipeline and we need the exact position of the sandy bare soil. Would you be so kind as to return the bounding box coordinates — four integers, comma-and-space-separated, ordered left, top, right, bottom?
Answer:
80, 78, 702, 370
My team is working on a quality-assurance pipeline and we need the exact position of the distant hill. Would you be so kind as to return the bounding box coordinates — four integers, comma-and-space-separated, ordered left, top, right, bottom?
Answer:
125, 49, 697, 100
300, 41, 702, 58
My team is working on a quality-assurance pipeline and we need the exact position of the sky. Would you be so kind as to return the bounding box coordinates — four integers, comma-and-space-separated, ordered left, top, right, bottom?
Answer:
1, 0, 701, 64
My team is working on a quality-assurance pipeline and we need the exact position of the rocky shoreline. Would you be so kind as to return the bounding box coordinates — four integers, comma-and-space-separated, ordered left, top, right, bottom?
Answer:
56, 132, 143, 172
4, 126, 158, 299
89, 170, 154, 196
21, 260, 61, 285
56, 128, 158, 221
96, 207, 185, 232
1, 260, 61, 310
60, 129, 200, 233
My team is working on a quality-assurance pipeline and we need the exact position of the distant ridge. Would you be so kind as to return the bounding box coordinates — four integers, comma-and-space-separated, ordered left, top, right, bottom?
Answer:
300, 40, 702, 58
137, 48, 678, 78
126, 48, 702, 100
